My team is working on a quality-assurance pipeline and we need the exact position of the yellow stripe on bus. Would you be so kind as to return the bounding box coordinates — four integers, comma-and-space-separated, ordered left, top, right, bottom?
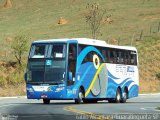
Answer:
85, 63, 105, 97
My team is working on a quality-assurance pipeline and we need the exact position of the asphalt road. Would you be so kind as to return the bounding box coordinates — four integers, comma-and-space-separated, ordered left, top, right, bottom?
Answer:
0, 94, 160, 120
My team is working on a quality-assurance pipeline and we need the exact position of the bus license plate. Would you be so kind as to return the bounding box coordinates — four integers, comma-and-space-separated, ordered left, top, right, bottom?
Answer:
41, 95, 48, 98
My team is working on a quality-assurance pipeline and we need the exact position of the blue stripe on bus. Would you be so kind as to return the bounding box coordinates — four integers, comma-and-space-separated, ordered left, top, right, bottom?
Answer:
76, 46, 105, 72
108, 70, 120, 79
128, 84, 139, 98
74, 65, 92, 90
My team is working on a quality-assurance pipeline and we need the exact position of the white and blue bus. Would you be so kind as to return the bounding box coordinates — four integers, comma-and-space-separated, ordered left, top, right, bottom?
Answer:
25, 38, 139, 104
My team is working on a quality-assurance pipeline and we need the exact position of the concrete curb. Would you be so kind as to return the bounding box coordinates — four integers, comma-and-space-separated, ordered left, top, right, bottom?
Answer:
0, 96, 27, 99
139, 93, 160, 96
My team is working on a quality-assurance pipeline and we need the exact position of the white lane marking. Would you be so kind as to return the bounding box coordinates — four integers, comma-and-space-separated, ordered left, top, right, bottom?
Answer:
0, 104, 21, 108
140, 107, 160, 112
140, 108, 146, 110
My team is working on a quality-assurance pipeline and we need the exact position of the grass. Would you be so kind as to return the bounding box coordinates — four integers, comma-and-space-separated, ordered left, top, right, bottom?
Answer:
0, 84, 25, 97
0, 0, 160, 46
0, 0, 160, 96
136, 34, 160, 93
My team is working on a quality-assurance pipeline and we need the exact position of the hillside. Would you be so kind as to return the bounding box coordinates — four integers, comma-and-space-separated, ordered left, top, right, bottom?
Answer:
0, 0, 160, 96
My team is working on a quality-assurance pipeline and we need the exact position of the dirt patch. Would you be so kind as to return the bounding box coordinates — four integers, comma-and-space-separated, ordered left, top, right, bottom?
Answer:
110, 38, 118, 44
0, 84, 26, 96
57, 17, 68, 25
139, 79, 160, 93
153, 43, 160, 49
103, 17, 113, 24
0, 60, 17, 68
5, 36, 13, 43
3, 0, 12, 9
143, 16, 160, 20
0, 61, 6, 66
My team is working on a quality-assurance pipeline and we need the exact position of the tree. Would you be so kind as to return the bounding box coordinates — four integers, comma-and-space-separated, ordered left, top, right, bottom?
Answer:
85, 3, 106, 39
11, 34, 30, 67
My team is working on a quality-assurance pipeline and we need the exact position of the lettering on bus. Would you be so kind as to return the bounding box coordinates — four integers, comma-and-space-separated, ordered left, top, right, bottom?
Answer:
116, 65, 135, 77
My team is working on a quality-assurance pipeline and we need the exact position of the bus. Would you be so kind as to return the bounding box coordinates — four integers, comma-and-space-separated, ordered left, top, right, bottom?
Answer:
24, 38, 139, 104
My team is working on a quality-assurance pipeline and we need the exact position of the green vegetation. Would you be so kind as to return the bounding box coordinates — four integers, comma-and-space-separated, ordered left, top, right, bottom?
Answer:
0, 0, 160, 96
156, 72, 160, 80
0, 0, 160, 46
157, 107, 160, 110
135, 34, 160, 93
11, 33, 30, 66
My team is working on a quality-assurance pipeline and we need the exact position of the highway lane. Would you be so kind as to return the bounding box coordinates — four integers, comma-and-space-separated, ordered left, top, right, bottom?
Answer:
0, 94, 160, 120
73, 94, 160, 114
0, 99, 76, 120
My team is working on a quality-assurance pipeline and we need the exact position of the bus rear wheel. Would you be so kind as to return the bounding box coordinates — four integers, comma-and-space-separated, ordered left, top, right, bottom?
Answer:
75, 89, 84, 104
115, 88, 122, 103
43, 99, 50, 104
108, 99, 115, 103
121, 89, 128, 103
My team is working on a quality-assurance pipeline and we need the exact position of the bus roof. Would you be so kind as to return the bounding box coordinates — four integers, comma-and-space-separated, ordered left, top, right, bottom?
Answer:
33, 38, 137, 51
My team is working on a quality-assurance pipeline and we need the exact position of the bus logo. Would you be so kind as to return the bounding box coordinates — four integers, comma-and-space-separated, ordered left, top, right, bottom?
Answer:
46, 60, 52, 66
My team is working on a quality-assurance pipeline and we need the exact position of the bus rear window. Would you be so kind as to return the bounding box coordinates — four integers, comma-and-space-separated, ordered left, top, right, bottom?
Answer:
30, 45, 46, 58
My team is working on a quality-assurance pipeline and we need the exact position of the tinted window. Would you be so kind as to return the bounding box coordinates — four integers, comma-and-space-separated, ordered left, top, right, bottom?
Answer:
51, 44, 66, 59
130, 51, 137, 65
30, 44, 46, 58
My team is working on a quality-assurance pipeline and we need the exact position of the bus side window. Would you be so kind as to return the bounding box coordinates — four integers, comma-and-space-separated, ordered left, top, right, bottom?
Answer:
101, 49, 106, 63
69, 44, 76, 60
80, 45, 92, 63
120, 51, 124, 64
124, 51, 131, 65
87, 52, 93, 62
68, 43, 77, 79
106, 50, 110, 63
134, 54, 137, 65
78, 45, 82, 55
116, 51, 120, 64
109, 50, 114, 63
124, 51, 128, 64
106, 50, 109, 63
131, 54, 134, 65
113, 51, 117, 63
84, 53, 89, 62
131, 51, 137, 65
127, 51, 131, 65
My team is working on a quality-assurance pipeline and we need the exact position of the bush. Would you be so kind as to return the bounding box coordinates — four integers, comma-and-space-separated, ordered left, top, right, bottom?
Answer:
11, 33, 30, 67
157, 107, 160, 110
156, 72, 160, 80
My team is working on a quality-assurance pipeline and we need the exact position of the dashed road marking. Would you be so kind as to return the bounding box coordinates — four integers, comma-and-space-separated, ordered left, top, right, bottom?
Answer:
140, 107, 160, 112
0, 104, 16, 108
0, 104, 22, 109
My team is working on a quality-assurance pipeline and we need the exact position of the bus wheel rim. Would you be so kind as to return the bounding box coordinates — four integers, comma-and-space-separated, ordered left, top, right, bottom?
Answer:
117, 93, 120, 101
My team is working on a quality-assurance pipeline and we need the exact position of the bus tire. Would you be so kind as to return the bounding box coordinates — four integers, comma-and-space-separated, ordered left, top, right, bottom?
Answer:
115, 88, 121, 103
108, 99, 115, 103
43, 99, 50, 104
121, 89, 128, 103
75, 89, 84, 104
90, 99, 98, 103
